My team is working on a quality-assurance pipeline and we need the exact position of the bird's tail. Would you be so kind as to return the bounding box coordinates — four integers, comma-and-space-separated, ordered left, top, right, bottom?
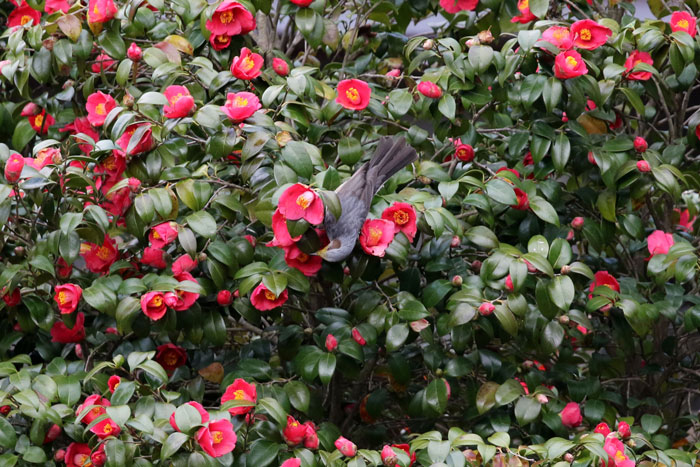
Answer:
367, 136, 418, 191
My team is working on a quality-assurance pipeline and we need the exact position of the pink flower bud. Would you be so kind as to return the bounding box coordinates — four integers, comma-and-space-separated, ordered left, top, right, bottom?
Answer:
381, 445, 397, 467
54, 449, 66, 462
617, 421, 631, 438
273, 58, 290, 76
451, 235, 460, 247
352, 328, 366, 346
571, 217, 584, 230
636, 160, 650, 172
325, 333, 338, 352
479, 302, 495, 316
75, 344, 83, 359
386, 69, 401, 78
588, 151, 597, 165
564, 453, 574, 463
217, 290, 233, 306
504, 274, 514, 292
451, 275, 463, 286
536, 394, 548, 404
561, 112, 568, 122
335, 436, 357, 457
127, 177, 141, 191
127, 43, 142, 61
633, 136, 647, 153
566, 229, 574, 241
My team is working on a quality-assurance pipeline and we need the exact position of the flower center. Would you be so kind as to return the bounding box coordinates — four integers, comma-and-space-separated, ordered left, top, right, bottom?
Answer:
580, 29, 591, 41
242, 56, 255, 71
678, 19, 689, 29
57, 291, 68, 305
296, 191, 314, 209
152, 230, 161, 239
219, 11, 234, 24
170, 93, 184, 105
93, 5, 100, 14
96, 103, 106, 115
368, 227, 383, 245
20, 15, 32, 25
521, 0, 529, 7
213, 431, 224, 444
264, 290, 277, 301
113, 381, 120, 390
165, 353, 178, 366
565, 56, 578, 67
103, 423, 113, 434
91, 407, 102, 416
104, 156, 116, 170
34, 114, 44, 127
345, 87, 361, 104
216, 35, 229, 43
297, 252, 309, 263
233, 96, 249, 107
75, 454, 91, 466
152, 296, 163, 307
233, 389, 246, 399
96, 246, 112, 260
393, 211, 409, 225
614, 451, 626, 462
553, 29, 566, 39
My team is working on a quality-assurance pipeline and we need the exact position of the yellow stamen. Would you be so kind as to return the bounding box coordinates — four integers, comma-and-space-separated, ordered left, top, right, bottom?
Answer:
152, 296, 163, 307
580, 29, 592, 41
213, 431, 224, 444
345, 88, 360, 104
296, 191, 314, 209
96, 246, 112, 260
393, 211, 409, 225
242, 56, 255, 71
96, 103, 106, 115
57, 291, 68, 305
678, 19, 689, 29
20, 15, 32, 25
34, 114, 44, 127
219, 11, 233, 24
565, 56, 578, 67
264, 290, 277, 301
233, 389, 246, 399
368, 227, 382, 245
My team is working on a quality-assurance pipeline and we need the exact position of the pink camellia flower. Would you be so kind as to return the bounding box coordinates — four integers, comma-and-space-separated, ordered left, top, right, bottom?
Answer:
45, 0, 70, 14
505, 274, 514, 292
283, 416, 306, 445
572, 217, 584, 229
221, 91, 261, 123
21, 102, 40, 117
325, 334, 338, 352
26, 147, 62, 170
4, 153, 25, 183
76, 394, 111, 424
170, 401, 209, 431
554, 50, 588, 79
169, 271, 200, 311
570, 19, 612, 50
512, 188, 530, 210
205, 0, 256, 37
250, 283, 288, 311
54, 284, 82, 314
386, 68, 401, 78
352, 327, 366, 346
290, 0, 313, 6
86, 91, 116, 127
671, 11, 697, 37
511, 0, 536, 23
217, 290, 233, 306
281, 459, 302, 467
268, 209, 302, 248
381, 202, 417, 242
140, 291, 168, 320
64, 443, 92, 467
335, 436, 357, 457
88, 0, 118, 23
284, 244, 323, 277
455, 142, 475, 162
127, 43, 142, 61
479, 302, 495, 316
603, 436, 635, 467
417, 81, 442, 99
439, 0, 478, 14
81, 235, 118, 274
336, 79, 372, 110
231, 47, 264, 80
210, 34, 232, 50
90, 445, 106, 466
617, 421, 631, 438
117, 123, 153, 155
410, 319, 430, 332
28, 110, 55, 134
51, 312, 86, 343
59, 116, 99, 154
636, 160, 651, 172
272, 58, 290, 76
624, 50, 653, 81
92, 53, 116, 73
675, 208, 696, 232
633, 136, 648, 153
381, 445, 398, 466
647, 230, 674, 256
278, 184, 325, 225
108, 375, 121, 393
172, 254, 197, 275
594, 422, 611, 437
90, 417, 121, 439
141, 247, 166, 269
542, 26, 573, 50
221, 378, 257, 415
8, 2, 41, 28
303, 422, 319, 449
196, 419, 237, 458
560, 402, 582, 428
164, 85, 195, 118
359, 219, 396, 257
149, 222, 179, 248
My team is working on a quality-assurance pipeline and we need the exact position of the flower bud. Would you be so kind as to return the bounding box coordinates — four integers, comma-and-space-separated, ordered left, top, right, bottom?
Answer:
564, 453, 574, 463
54, 449, 66, 462
560, 265, 571, 275
477, 29, 494, 44
43, 424, 62, 444
217, 290, 233, 306
471, 260, 482, 272
127, 43, 143, 61
451, 275, 463, 286
233, 289, 240, 298
75, 344, 83, 359
536, 394, 548, 404
561, 112, 568, 122
197, 252, 208, 262
422, 39, 434, 50
127, 177, 141, 191
504, 274, 514, 292
343, 266, 350, 275
381, 445, 397, 467
636, 160, 651, 172
272, 58, 290, 76
571, 217, 584, 230
588, 151, 597, 165
450, 235, 460, 247
478, 302, 495, 316
617, 421, 631, 438
0, 405, 10, 415
14, 246, 25, 257
325, 333, 338, 352
633, 136, 648, 153
559, 315, 570, 325
626, 439, 636, 448
122, 91, 135, 108
418, 176, 431, 185
566, 229, 574, 241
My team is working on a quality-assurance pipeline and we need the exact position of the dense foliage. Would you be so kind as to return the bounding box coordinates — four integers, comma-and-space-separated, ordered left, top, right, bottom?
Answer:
0, 0, 700, 466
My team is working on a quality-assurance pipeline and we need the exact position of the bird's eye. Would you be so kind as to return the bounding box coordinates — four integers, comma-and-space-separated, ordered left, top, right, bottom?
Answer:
328, 239, 341, 250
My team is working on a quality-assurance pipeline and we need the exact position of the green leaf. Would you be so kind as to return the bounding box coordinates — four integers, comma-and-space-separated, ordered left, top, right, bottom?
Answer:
338, 137, 363, 165
161, 432, 189, 460
12, 119, 35, 151
438, 94, 456, 120
529, 196, 560, 226
476, 382, 499, 414
318, 353, 336, 385
515, 396, 541, 425
529, 0, 549, 18
257, 398, 288, 426
487, 432, 510, 448
110, 381, 135, 406
641, 414, 662, 434
284, 381, 310, 414
246, 440, 281, 467
548, 276, 575, 310
596, 190, 617, 223
543, 77, 562, 113
486, 179, 517, 205
386, 323, 409, 352
187, 210, 217, 238
0, 417, 17, 449
468, 45, 494, 73
105, 439, 126, 467
542, 320, 565, 354
495, 379, 524, 406
466, 226, 499, 250
424, 379, 448, 415
552, 133, 570, 173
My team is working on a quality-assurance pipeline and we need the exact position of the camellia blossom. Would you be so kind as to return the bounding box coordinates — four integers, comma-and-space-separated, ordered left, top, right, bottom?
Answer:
617, 421, 631, 438
108, 375, 121, 393
589, 271, 620, 294
92, 53, 116, 73
8, 2, 41, 28
29, 110, 54, 134
163, 85, 195, 118
170, 401, 209, 431
88, 0, 118, 23
603, 436, 635, 467
268, 209, 301, 248
560, 402, 582, 428
278, 184, 325, 225
221, 378, 257, 415
381, 202, 417, 242
283, 244, 322, 277
205, 0, 256, 37
90, 417, 121, 439
417, 81, 442, 99
210, 34, 231, 50
76, 394, 110, 424
273, 58, 290, 76
86, 91, 117, 127
26, 147, 61, 170
172, 254, 198, 275
4, 153, 25, 183
196, 419, 237, 458
169, 271, 200, 311
281, 459, 302, 467
149, 221, 179, 248
647, 230, 674, 257
335, 436, 357, 457
140, 291, 168, 320
542, 26, 573, 50
81, 235, 118, 274
325, 334, 338, 352
594, 422, 611, 437
670, 11, 697, 37
352, 327, 366, 346
512, 188, 530, 210
633, 136, 648, 153
359, 219, 396, 257
570, 19, 612, 50
250, 283, 288, 311
221, 91, 261, 123
636, 160, 650, 172
141, 247, 166, 269
554, 50, 588, 79
51, 312, 86, 343
624, 50, 653, 81
336, 79, 372, 110
117, 123, 153, 155
54, 284, 82, 314
45, 0, 70, 14
231, 47, 264, 80
65, 443, 92, 467
155, 343, 187, 373
454, 141, 475, 162
511, 0, 536, 24
290, 0, 313, 6
675, 208, 696, 232
127, 42, 143, 61
304, 421, 319, 449
439, 0, 478, 14
283, 416, 306, 445
217, 290, 233, 306
59, 116, 99, 154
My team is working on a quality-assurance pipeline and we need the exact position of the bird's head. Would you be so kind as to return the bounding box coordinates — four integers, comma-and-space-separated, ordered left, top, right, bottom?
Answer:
316, 238, 353, 262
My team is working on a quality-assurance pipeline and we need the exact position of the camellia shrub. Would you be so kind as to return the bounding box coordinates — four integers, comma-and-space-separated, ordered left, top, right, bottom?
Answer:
2, 0, 700, 465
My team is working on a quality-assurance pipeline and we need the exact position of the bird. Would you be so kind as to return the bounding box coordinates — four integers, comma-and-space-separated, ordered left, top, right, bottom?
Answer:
317, 136, 418, 262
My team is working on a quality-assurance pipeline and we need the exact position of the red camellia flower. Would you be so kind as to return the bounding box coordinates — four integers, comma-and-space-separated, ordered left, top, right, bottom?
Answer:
505, 274, 514, 291
512, 188, 530, 210
392, 444, 416, 466
117, 123, 153, 155
90, 417, 121, 439
250, 283, 288, 311
54, 284, 82, 314
303, 422, 319, 449
141, 247, 166, 269
76, 394, 110, 424
88, 0, 118, 23
127, 42, 143, 61
278, 183, 325, 225
281, 459, 302, 467
43, 423, 62, 444
594, 422, 611, 437
231, 47, 264, 80
196, 418, 237, 458
221, 378, 257, 415
381, 202, 417, 242
217, 290, 233, 306
417, 81, 442, 99
283, 244, 323, 277
57, 258, 72, 278
479, 302, 495, 316
164, 85, 195, 118
670, 11, 697, 37
172, 254, 198, 275
90, 445, 106, 467
572, 217, 584, 230
675, 208, 696, 232
554, 50, 588, 79
92, 53, 116, 73
283, 415, 307, 445
170, 401, 209, 431
108, 375, 121, 393
29, 110, 55, 134
4, 153, 25, 183
81, 235, 118, 274
352, 327, 366, 346
589, 271, 620, 294
381, 445, 397, 466
26, 147, 62, 170
86, 91, 117, 127
156, 343, 187, 373
210, 34, 232, 50
8, 2, 41, 28
603, 436, 635, 467
290, 0, 313, 6
439, 0, 478, 13
221, 91, 261, 123
335, 436, 357, 457
637, 160, 650, 172
511, 0, 536, 23
2, 288, 21, 307
59, 116, 99, 154
560, 402, 582, 428
647, 230, 674, 256
65, 443, 92, 467
542, 26, 573, 50
617, 421, 631, 438
149, 221, 179, 248
325, 333, 338, 352
140, 291, 168, 320
169, 271, 200, 311
268, 209, 302, 247
336, 79, 372, 110
360, 219, 396, 257
570, 19, 612, 50
273, 58, 290, 76
454, 141, 475, 162
624, 50, 653, 81
633, 136, 648, 153
51, 312, 86, 343
205, 0, 256, 37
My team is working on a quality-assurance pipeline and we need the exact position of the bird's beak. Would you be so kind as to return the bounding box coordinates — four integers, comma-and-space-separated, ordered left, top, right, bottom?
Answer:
316, 245, 328, 259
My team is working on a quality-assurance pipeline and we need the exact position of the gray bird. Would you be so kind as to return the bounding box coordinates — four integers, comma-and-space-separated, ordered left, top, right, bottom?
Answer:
317, 136, 418, 262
